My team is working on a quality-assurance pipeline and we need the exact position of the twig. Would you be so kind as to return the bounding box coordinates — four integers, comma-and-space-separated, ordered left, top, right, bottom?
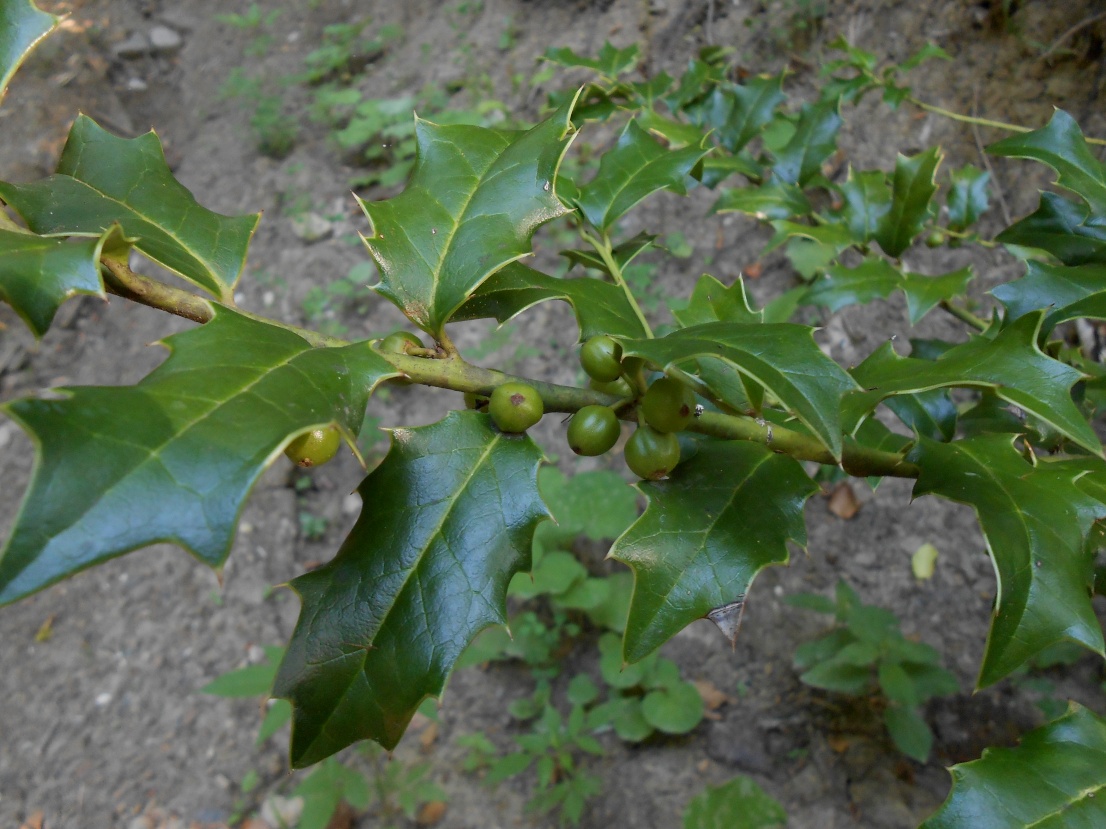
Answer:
1039, 9, 1106, 62
970, 85, 1013, 228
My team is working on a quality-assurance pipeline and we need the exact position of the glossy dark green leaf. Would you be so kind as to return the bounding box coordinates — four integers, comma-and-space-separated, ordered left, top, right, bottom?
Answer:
883, 388, 957, 442
835, 168, 891, 243
946, 164, 990, 233
611, 442, 817, 662
683, 776, 787, 829
803, 259, 901, 313
0, 0, 57, 105
697, 153, 763, 188
995, 192, 1106, 266
993, 261, 1106, 334
710, 74, 786, 153
874, 148, 942, 258
922, 704, 1106, 829
909, 436, 1106, 687
622, 322, 857, 458
273, 411, 547, 763
542, 42, 639, 79
636, 108, 711, 150
850, 313, 1100, 455
771, 101, 842, 186
575, 118, 709, 232
712, 180, 811, 220
0, 226, 107, 337
988, 109, 1106, 213
360, 99, 576, 337
0, 309, 394, 605
0, 116, 259, 301
901, 267, 974, 324
453, 261, 649, 340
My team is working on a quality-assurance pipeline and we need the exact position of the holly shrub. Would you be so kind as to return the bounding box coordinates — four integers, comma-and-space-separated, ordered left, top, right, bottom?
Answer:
3, 2, 1106, 826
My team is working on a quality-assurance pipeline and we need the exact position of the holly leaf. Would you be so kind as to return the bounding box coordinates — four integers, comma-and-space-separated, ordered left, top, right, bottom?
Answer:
0, 309, 395, 605
611, 441, 817, 662
909, 436, 1106, 686
0, 226, 109, 337
988, 109, 1106, 213
884, 388, 957, 442
995, 192, 1106, 266
575, 118, 710, 232
452, 261, 649, 340
901, 267, 975, 324
673, 274, 762, 327
272, 411, 547, 764
620, 321, 859, 458
560, 231, 655, 276
946, 164, 990, 233
0, 0, 58, 105
771, 101, 842, 186
835, 168, 891, 243
874, 148, 942, 258
993, 261, 1106, 333
542, 42, 640, 79
850, 312, 1100, 455
803, 259, 902, 312
360, 98, 577, 337
923, 704, 1106, 829
706, 74, 787, 154
0, 116, 259, 302
712, 180, 811, 220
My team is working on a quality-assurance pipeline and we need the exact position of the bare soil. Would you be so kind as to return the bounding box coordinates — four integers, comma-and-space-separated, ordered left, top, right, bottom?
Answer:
2, 1, 1106, 827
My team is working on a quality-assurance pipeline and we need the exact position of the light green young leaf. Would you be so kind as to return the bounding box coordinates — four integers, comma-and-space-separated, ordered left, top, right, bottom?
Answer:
361, 98, 577, 337
612, 442, 817, 662
771, 101, 842, 186
0, 0, 58, 105
988, 109, 1106, 213
0, 309, 395, 605
0, 226, 109, 337
452, 261, 649, 340
683, 776, 787, 829
874, 148, 942, 257
576, 118, 710, 232
0, 116, 259, 301
923, 704, 1106, 829
622, 322, 858, 458
673, 274, 763, 327
849, 312, 1100, 455
273, 411, 547, 764
542, 42, 640, 79
909, 436, 1106, 687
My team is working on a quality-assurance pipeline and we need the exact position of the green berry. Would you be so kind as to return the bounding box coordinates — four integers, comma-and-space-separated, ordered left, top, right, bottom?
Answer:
580, 335, 623, 383
624, 425, 680, 480
284, 426, 342, 468
567, 406, 621, 456
924, 231, 945, 248
380, 330, 424, 354
641, 377, 695, 433
489, 382, 544, 433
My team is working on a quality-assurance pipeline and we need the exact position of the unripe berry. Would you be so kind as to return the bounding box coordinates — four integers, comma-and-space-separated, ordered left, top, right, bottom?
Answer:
641, 377, 695, 433
489, 382, 544, 433
624, 425, 680, 480
580, 335, 623, 383
285, 426, 342, 468
567, 405, 621, 456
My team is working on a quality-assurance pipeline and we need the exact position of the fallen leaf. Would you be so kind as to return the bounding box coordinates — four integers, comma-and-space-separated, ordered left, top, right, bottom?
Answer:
693, 679, 735, 712
19, 811, 45, 829
325, 801, 354, 829
416, 801, 447, 825
419, 721, 439, 751
34, 614, 55, 642
744, 261, 763, 279
828, 734, 851, 753
827, 482, 860, 519
696, 759, 710, 773
911, 543, 939, 580
239, 819, 272, 829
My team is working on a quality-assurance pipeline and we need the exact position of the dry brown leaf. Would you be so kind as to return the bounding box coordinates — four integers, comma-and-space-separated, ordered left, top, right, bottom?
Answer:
744, 261, 763, 279
419, 720, 439, 751
239, 819, 271, 829
696, 759, 711, 773
828, 734, 852, 754
827, 482, 860, 520
324, 801, 355, 829
693, 679, 735, 711
19, 811, 45, 829
416, 800, 447, 825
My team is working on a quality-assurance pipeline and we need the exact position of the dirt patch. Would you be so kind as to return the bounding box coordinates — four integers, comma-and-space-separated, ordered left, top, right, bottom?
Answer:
2, 1, 1106, 827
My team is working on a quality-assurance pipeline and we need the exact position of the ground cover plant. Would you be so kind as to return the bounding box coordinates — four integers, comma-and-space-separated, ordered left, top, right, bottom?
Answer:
3, 1, 1106, 826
